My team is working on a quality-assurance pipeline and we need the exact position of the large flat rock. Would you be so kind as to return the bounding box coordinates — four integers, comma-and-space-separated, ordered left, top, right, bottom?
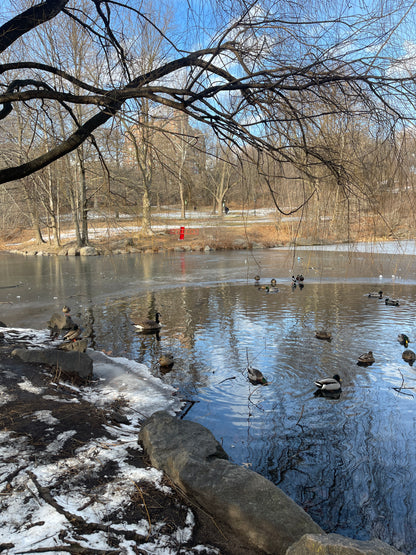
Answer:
139, 411, 324, 554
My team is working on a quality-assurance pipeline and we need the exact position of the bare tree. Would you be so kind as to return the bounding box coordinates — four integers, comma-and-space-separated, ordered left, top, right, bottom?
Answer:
0, 0, 416, 214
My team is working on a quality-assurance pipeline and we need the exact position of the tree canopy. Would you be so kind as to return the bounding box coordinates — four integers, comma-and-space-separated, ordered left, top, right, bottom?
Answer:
1, 0, 416, 189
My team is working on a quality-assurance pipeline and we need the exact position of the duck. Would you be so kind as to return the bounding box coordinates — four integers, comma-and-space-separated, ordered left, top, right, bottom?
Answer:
296, 274, 304, 282
254, 275, 260, 283
247, 366, 268, 385
63, 325, 82, 341
398, 333, 410, 348
357, 351, 375, 365
367, 291, 383, 299
315, 330, 332, 341
159, 353, 174, 368
62, 305, 71, 314
271, 278, 277, 287
385, 298, 400, 306
314, 374, 342, 392
402, 349, 416, 364
134, 312, 162, 331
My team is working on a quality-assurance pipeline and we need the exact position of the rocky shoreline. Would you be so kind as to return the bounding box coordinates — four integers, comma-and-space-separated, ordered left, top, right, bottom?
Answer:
0, 325, 405, 554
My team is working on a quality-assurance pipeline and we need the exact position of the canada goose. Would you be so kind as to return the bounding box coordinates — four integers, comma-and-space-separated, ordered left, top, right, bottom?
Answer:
402, 349, 416, 363
385, 298, 400, 306
63, 326, 82, 341
159, 353, 174, 367
357, 351, 375, 365
367, 291, 383, 299
134, 312, 162, 331
247, 366, 268, 385
314, 374, 342, 392
398, 333, 410, 348
315, 330, 332, 341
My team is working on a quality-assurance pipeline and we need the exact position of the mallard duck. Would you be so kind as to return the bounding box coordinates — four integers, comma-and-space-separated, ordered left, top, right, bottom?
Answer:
385, 298, 400, 306
248, 366, 268, 385
357, 351, 375, 365
367, 291, 383, 299
314, 374, 342, 392
402, 349, 416, 363
296, 274, 304, 282
254, 275, 260, 283
62, 305, 71, 314
159, 353, 174, 367
398, 333, 410, 348
63, 326, 82, 341
315, 330, 332, 341
134, 312, 162, 331
271, 278, 277, 287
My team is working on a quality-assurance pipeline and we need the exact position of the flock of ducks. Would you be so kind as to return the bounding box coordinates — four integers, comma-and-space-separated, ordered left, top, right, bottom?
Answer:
249, 280, 411, 396
131, 279, 411, 390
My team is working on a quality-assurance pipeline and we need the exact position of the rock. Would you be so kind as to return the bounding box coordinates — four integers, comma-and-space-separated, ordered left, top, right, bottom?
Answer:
286, 533, 404, 554
0, 321, 7, 327
79, 246, 99, 256
204, 245, 212, 251
58, 338, 88, 352
11, 347, 93, 380
47, 313, 77, 335
139, 411, 323, 554
67, 247, 79, 256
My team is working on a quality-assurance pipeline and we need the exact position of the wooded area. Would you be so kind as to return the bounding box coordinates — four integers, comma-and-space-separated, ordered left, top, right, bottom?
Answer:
1, 0, 416, 247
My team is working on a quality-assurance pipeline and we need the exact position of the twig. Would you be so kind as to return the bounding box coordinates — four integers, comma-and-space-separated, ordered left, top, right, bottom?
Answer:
216, 376, 236, 385
295, 404, 305, 427
132, 481, 151, 539
26, 471, 146, 543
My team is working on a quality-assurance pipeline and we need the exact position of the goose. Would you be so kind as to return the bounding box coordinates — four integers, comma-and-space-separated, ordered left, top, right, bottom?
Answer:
63, 326, 82, 341
315, 330, 332, 341
314, 374, 342, 392
367, 291, 383, 299
398, 333, 410, 348
402, 349, 416, 363
357, 351, 375, 365
159, 353, 174, 367
247, 366, 268, 385
385, 298, 400, 306
134, 312, 162, 331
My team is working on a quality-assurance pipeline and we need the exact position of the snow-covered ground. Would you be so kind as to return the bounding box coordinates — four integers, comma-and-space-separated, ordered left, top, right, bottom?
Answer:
0, 328, 218, 554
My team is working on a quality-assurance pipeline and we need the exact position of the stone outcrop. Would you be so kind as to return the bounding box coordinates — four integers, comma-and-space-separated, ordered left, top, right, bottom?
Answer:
139, 411, 404, 555
12, 347, 93, 379
286, 533, 403, 554
58, 338, 88, 352
47, 312, 76, 334
139, 411, 323, 554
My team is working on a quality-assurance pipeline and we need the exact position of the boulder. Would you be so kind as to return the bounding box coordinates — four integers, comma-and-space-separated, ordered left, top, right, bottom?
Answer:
286, 533, 404, 554
79, 246, 98, 256
47, 313, 77, 337
139, 411, 323, 554
11, 347, 93, 379
58, 338, 88, 353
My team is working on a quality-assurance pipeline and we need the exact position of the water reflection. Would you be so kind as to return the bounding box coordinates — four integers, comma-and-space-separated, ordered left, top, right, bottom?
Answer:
1, 249, 416, 552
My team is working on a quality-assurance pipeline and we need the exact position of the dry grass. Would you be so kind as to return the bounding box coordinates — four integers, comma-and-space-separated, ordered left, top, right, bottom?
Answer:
0, 210, 407, 256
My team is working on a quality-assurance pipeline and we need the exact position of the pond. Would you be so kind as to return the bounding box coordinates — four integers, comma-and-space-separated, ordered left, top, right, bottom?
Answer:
1, 246, 416, 554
